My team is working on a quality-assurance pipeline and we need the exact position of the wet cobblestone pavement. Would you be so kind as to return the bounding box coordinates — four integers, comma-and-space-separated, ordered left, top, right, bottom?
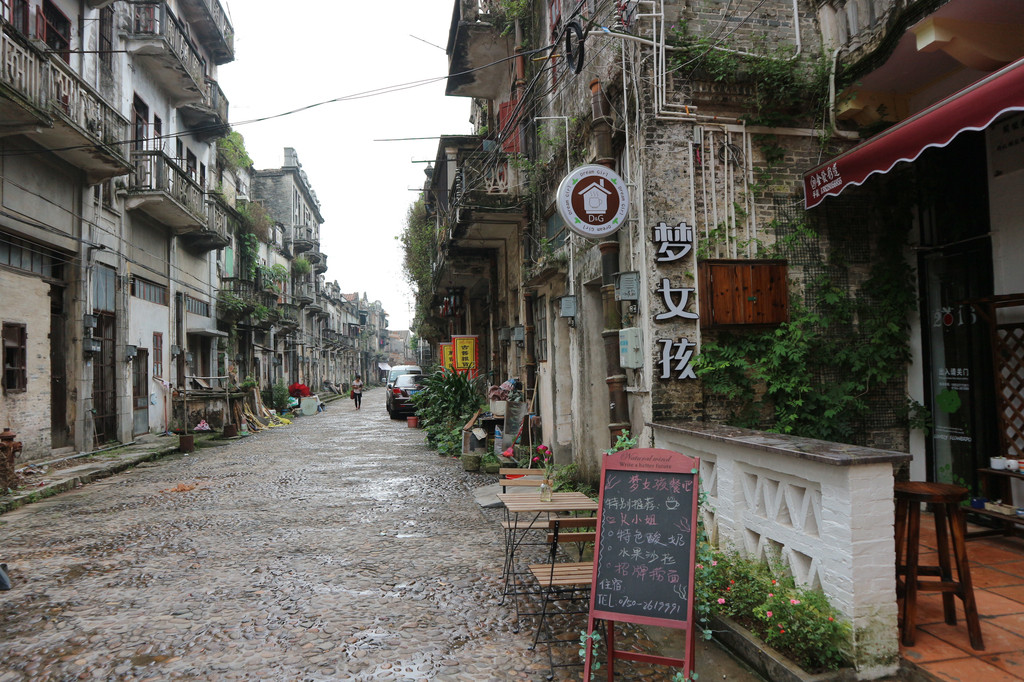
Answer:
0, 388, 761, 681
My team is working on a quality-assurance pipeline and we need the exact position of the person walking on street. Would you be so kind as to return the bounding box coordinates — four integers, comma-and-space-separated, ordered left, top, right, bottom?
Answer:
351, 375, 364, 409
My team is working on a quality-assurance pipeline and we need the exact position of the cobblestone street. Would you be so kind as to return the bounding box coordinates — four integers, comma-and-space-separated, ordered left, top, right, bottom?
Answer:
0, 389, 758, 681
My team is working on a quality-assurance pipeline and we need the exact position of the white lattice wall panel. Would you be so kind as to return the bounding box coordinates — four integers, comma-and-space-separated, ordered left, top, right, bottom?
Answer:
653, 423, 904, 675
736, 465, 824, 589
700, 457, 718, 545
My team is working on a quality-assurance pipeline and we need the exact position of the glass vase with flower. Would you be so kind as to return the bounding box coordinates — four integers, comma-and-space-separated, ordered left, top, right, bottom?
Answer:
533, 444, 554, 501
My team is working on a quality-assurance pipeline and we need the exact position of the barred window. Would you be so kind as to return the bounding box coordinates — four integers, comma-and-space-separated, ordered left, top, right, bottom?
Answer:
131, 277, 168, 306
186, 295, 210, 317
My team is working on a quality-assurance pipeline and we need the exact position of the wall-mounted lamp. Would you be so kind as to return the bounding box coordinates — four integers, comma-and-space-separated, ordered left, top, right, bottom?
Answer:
171, 344, 181, 358
559, 295, 578, 328
125, 344, 138, 360
184, 351, 194, 364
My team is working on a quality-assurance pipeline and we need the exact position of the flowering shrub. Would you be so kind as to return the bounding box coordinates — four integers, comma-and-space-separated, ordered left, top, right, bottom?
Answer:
697, 547, 850, 672
288, 382, 311, 398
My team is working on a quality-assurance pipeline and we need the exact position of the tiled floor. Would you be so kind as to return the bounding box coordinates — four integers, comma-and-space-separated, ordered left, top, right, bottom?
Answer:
900, 515, 1024, 681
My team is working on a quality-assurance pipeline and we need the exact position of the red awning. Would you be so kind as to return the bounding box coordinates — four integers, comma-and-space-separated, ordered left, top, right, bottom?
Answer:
804, 56, 1024, 209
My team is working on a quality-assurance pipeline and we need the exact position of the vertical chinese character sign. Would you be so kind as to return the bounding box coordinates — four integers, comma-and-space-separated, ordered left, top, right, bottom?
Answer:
583, 447, 699, 678
452, 335, 479, 377
439, 342, 454, 370
652, 221, 700, 381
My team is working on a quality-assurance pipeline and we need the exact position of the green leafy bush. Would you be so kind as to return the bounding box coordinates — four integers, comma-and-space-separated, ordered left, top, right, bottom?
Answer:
696, 547, 851, 673
261, 381, 290, 413
412, 369, 486, 456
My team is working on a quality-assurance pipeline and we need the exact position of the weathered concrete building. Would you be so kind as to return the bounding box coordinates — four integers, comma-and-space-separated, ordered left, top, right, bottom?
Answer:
1, 0, 233, 452
421, 0, 1024, 672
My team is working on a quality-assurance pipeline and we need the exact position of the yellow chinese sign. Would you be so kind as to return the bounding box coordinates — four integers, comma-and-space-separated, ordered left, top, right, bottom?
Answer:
452, 335, 479, 377
440, 342, 454, 370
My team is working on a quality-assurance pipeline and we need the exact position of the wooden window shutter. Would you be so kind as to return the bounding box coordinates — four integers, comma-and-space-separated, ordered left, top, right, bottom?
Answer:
698, 260, 789, 328
498, 99, 521, 154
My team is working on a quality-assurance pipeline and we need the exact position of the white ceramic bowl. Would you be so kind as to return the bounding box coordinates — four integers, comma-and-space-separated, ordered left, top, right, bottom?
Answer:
991, 457, 1008, 470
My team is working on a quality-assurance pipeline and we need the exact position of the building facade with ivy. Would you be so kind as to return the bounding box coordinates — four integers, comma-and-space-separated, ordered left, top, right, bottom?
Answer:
419, 0, 1024, 499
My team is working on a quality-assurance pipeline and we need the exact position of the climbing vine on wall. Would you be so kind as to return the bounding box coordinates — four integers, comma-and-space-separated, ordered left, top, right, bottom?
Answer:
695, 215, 923, 443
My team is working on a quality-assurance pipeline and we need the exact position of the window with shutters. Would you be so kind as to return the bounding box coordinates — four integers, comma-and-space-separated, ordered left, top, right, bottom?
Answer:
698, 260, 789, 328
498, 98, 521, 154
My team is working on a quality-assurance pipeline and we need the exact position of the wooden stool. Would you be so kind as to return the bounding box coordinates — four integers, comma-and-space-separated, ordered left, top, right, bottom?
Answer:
894, 481, 984, 650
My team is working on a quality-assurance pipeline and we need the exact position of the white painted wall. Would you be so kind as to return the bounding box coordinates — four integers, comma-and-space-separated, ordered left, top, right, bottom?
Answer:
654, 423, 903, 677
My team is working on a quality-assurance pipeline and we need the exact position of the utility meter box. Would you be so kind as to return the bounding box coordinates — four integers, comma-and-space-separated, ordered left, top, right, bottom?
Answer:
618, 327, 644, 369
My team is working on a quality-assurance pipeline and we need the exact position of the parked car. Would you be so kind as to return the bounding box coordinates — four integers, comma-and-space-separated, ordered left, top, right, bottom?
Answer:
386, 364, 422, 390
387, 374, 426, 419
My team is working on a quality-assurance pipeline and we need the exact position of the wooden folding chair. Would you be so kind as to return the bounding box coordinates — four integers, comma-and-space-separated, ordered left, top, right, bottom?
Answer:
526, 518, 596, 677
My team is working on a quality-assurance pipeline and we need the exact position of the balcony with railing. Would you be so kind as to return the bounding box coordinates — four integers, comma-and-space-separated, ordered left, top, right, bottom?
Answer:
181, 194, 233, 252
126, 149, 206, 231
179, 77, 230, 140
291, 225, 315, 253
1, 21, 131, 180
295, 281, 314, 306
277, 300, 300, 330
126, 2, 207, 104
216, 277, 256, 322
314, 253, 328, 274
178, 0, 235, 65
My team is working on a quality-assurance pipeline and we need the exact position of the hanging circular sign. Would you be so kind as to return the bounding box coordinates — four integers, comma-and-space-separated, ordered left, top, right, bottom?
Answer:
556, 164, 630, 238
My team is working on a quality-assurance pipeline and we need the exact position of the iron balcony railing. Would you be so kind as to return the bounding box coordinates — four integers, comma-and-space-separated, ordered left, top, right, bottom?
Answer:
130, 2, 206, 95
180, 0, 234, 62
129, 149, 206, 224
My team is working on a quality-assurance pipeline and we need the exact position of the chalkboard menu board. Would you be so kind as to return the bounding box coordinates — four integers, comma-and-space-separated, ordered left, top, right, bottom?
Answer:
588, 448, 699, 628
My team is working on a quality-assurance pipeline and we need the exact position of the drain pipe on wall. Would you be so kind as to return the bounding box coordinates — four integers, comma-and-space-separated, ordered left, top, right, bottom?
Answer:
591, 79, 630, 446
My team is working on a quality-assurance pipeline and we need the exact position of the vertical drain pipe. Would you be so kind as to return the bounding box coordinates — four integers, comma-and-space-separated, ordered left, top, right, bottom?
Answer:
591, 79, 630, 445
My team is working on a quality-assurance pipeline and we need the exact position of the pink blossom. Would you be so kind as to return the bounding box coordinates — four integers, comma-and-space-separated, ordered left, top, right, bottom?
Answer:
766, 611, 773, 618
790, 599, 801, 605
711, 561, 717, 566
695, 564, 703, 570
717, 598, 725, 604
768, 593, 773, 598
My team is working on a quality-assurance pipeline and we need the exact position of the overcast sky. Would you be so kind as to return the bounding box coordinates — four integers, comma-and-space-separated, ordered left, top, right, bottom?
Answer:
218, 0, 470, 330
